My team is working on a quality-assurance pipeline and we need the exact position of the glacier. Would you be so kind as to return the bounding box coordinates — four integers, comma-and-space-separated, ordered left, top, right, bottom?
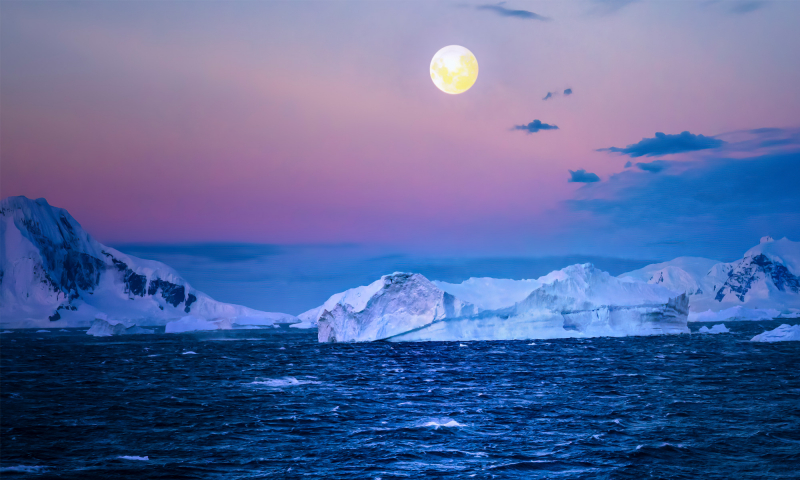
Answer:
750, 324, 800, 342
0, 196, 299, 330
317, 264, 688, 343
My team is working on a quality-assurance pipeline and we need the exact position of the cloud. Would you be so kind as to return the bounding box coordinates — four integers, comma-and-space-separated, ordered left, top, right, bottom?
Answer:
588, 0, 640, 15
636, 161, 667, 173
563, 88, 573, 96
476, 3, 550, 20
624, 161, 632, 168
598, 131, 726, 157
729, 1, 767, 14
568, 169, 601, 183
543, 92, 553, 101
513, 119, 559, 133
565, 150, 800, 259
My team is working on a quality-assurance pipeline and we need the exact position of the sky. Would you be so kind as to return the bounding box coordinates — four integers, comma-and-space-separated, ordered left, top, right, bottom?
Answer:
3, 0, 800, 265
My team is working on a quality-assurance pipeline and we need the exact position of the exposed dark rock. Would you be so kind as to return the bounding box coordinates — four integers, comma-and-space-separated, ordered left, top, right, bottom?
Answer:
148, 279, 186, 307
184, 293, 197, 313
716, 254, 800, 302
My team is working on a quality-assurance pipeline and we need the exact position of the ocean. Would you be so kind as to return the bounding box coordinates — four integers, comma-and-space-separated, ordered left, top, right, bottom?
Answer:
2, 320, 799, 479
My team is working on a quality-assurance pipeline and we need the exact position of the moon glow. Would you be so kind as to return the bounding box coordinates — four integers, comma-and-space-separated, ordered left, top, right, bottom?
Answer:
430, 45, 478, 95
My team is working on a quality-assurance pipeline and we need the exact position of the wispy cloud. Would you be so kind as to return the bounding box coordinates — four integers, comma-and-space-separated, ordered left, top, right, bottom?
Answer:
598, 131, 725, 157
563, 88, 573, 96
543, 92, 554, 101
476, 3, 550, 21
513, 119, 559, 133
588, 0, 639, 15
729, 1, 767, 14
569, 169, 601, 183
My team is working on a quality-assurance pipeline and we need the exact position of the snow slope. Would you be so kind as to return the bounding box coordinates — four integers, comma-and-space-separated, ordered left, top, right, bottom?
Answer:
0, 196, 299, 329
318, 265, 688, 343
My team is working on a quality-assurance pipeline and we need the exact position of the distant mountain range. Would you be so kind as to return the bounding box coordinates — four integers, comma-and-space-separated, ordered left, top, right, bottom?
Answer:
3, 195, 798, 334
619, 236, 800, 321
0, 196, 298, 329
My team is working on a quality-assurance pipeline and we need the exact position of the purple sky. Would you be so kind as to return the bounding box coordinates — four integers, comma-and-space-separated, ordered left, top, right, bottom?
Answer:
3, 1, 799, 260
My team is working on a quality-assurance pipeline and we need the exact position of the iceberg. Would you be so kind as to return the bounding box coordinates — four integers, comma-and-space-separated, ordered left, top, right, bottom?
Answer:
750, 324, 800, 342
294, 278, 385, 329
317, 273, 474, 342
318, 265, 688, 343
86, 319, 154, 336
698, 324, 729, 334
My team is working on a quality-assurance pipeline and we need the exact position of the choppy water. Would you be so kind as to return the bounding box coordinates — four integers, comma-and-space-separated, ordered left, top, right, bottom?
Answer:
2, 321, 799, 479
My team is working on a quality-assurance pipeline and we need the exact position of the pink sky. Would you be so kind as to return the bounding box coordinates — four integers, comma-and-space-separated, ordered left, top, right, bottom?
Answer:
2, 1, 799, 255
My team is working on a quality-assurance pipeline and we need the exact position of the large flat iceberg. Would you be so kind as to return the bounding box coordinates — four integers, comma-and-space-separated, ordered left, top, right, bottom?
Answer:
317, 264, 688, 343
750, 324, 800, 342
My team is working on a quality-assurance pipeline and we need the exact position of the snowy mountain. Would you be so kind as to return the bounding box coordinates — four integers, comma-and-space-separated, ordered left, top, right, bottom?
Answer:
318, 265, 688, 343
620, 236, 800, 321
0, 196, 298, 329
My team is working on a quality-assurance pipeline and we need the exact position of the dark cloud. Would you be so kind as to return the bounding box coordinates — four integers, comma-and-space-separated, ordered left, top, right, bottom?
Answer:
543, 92, 554, 101
729, 1, 767, 14
636, 161, 667, 173
566, 151, 800, 259
476, 3, 550, 20
513, 119, 559, 133
598, 131, 725, 157
568, 169, 601, 183
563, 88, 573, 96
624, 161, 632, 168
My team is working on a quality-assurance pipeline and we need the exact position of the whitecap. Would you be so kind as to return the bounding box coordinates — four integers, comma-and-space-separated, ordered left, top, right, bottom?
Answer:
118, 455, 149, 461
422, 418, 465, 429
248, 377, 319, 388
0, 330, 13, 334
35, 330, 50, 333
182, 351, 197, 355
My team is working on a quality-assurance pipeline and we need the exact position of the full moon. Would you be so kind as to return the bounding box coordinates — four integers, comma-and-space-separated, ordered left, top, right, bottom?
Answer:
430, 45, 478, 95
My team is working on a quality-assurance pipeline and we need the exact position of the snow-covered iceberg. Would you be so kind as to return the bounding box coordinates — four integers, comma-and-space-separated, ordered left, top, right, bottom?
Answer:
294, 277, 385, 329
750, 324, 800, 342
620, 236, 800, 321
0, 196, 299, 330
317, 265, 688, 343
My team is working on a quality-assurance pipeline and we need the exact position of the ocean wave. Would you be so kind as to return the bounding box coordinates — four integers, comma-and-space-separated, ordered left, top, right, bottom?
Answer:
118, 455, 149, 461
0, 465, 48, 473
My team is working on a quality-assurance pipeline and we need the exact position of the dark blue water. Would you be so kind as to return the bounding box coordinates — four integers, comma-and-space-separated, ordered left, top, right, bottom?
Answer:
2, 321, 799, 479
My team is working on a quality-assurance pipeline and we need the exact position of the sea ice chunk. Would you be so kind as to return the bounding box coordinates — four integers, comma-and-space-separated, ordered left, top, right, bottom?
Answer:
698, 324, 729, 334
